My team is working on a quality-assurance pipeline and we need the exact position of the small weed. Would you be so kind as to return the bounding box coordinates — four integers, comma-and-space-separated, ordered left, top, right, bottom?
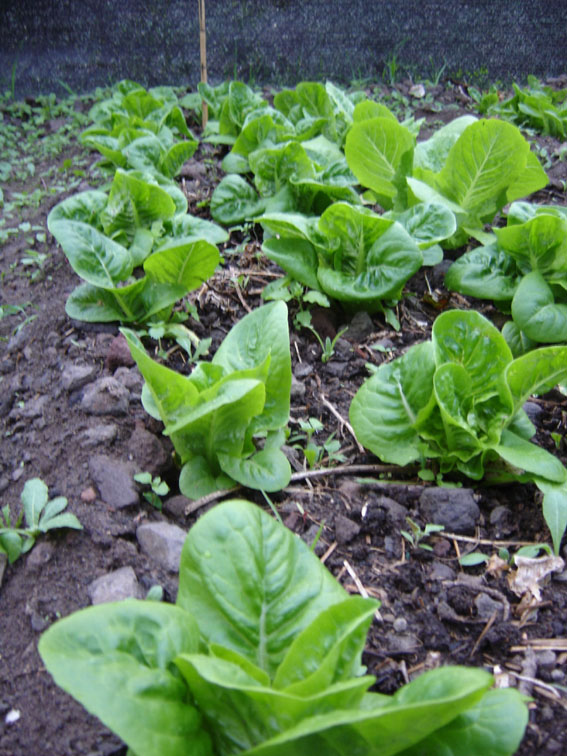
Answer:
401, 517, 444, 551
133, 472, 170, 511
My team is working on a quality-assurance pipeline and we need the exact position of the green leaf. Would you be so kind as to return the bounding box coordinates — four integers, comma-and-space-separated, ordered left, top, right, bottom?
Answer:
176, 499, 348, 677
38, 512, 83, 532
345, 118, 415, 209
262, 238, 321, 292
179, 456, 235, 500
212, 301, 291, 432
273, 596, 377, 693
21, 478, 48, 530
0, 531, 25, 564
218, 446, 291, 492
158, 139, 198, 178
349, 341, 436, 465
506, 343, 567, 410
413, 116, 477, 173
49, 220, 133, 288
38, 600, 212, 756
210, 174, 266, 224
445, 244, 519, 302
143, 240, 219, 291
389, 203, 456, 250
511, 272, 567, 343
494, 430, 567, 484
537, 480, 567, 554
495, 214, 567, 278
397, 688, 528, 756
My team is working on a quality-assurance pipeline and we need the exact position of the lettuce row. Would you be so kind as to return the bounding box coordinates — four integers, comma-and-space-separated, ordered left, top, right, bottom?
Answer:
38, 499, 528, 756
446, 202, 567, 353
122, 302, 292, 499
350, 309, 567, 552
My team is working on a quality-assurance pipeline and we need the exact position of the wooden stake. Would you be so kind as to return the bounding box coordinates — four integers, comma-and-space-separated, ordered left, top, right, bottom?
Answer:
198, 0, 208, 128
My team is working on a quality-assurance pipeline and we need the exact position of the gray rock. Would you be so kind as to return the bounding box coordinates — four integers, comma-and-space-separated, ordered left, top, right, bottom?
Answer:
523, 401, 543, 424
536, 650, 557, 670
114, 366, 144, 394
419, 487, 480, 534
385, 633, 420, 654
335, 514, 360, 545
429, 561, 456, 581
377, 495, 408, 526
127, 425, 169, 476
344, 311, 374, 343
324, 360, 348, 378
0, 554, 6, 590
393, 617, 408, 633
294, 362, 313, 379
61, 363, 97, 391
79, 423, 118, 449
80, 377, 130, 416
137, 521, 187, 572
163, 494, 190, 520
25, 542, 54, 571
88, 566, 143, 605
474, 592, 503, 620
9, 395, 49, 420
89, 454, 139, 508
290, 375, 306, 400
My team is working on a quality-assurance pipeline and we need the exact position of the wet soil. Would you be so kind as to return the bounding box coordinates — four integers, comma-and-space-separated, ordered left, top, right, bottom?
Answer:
1, 79, 567, 756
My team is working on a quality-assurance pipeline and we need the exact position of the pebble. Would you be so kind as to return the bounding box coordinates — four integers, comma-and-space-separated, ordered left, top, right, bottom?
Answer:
79, 423, 118, 449
105, 333, 135, 371
523, 401, 543, 423
9, 395, 49, 420
335, 514, 361, 545
474, 592, 503, 620
88, 566, 143, 605
80, 377, 130, 416
536, 650, 557, 669
163, 494, 190, 520
127, 425, 169, 476
429, 561, 455, 581
419, 487, 480, 534
136, 521, 187, 572
80, 486, 97, 503
114, 366, 144, 395
294, 362, 313, 379
88, 454, 139, 508
25, 542, 54, 571
290, 375, 306, 399
60, 363, 97, 391
344, 311, 374, 342
393, 617, 408, 633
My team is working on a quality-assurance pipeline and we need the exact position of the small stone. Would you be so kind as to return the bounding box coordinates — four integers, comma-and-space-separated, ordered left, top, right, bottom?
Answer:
81, 377, 130, 416
0, 553, 7, 589
80, 486, 97, 503
79, 423, 118, 448
163, 494, 190, 520
523, 401, 543, 424
105, 333, 135, 371
25, 542, 54, 571
114, 366, 144, 394
30, 611, 49, 632
344, 311, 374, 342
294, 362, 313, 379
551, 668, 565, 682
536, 650, 557, 670
61, 363, 97, 391
474, 592, 503, 620
386, 633, 420, 654
127, 425, 169, 476
290, 375, 306, 400
88, 566, 143, 605
137, 521, 187, 572
9, 395, 49, 420
419, 487, 480, 534
335, 514, 360, 545
429, 561, 455, 581
89, 454, 139, 508
393, 617, 408, 633
376, 495, 408, 526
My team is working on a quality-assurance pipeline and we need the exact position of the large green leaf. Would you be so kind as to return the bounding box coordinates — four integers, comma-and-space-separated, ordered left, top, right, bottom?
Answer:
242, 667, 493, 756
387, 203, 456, 250
210, 174, 266, 224
398, 688, 528, 756
445, 245, 520, 302
413, 116, 477, 173
250, 141, 315, 197
350, 341, 436, 465
38, 601, 212, 756
537, 479, 567, 554
144, 240, 219, 291
47, 190, 108, 227
176, 499, 348, 677
262, 238, 321, 292
495, 214, 567, 277
494, 430, 567, 484
506, 343, 567, 410
218, 445, 291, 492
345, 118, 415, 209
49, 219, 133, 288
161, 214, 229, 246
436, 119, 535, 221
511, 272, 567, 343
212, 301, 291, 432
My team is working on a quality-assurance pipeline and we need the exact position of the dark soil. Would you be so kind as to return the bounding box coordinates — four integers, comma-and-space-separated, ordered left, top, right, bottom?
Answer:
1, 79, 567, 756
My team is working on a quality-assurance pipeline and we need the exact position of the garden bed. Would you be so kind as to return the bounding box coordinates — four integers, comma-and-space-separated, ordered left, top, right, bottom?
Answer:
1, 77, 567, 755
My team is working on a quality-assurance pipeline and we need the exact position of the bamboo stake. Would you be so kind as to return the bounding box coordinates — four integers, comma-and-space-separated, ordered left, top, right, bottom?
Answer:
198, 0, 208, 128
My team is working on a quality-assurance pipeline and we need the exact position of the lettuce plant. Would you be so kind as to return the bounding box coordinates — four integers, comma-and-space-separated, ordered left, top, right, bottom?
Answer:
48, 170, 220, 324
123, 301, 292, 498
260, 201, 428, 315
345, 114, 548, 246
350, 309, 567, 552
81, 79, 198, 178
446, 203, 567, 353
39, 498, 528, 756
